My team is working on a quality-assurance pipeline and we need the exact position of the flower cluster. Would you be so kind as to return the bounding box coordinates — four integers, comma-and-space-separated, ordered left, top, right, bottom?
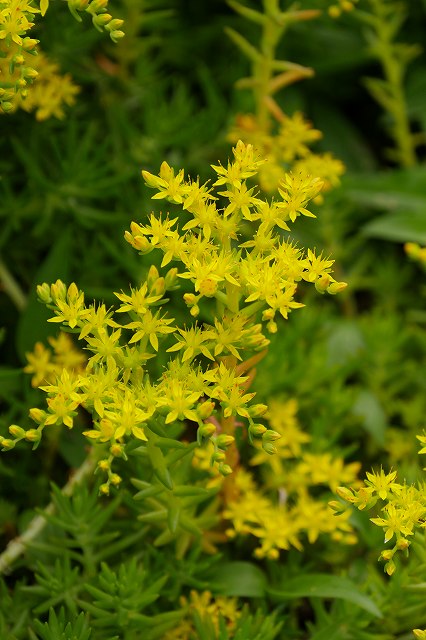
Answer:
228, 112, 345, 196
164, 590, 241, 640
328, 0, 358, 19
1, 142, 347, 495
405, 242, 426, 269
24, 331, 86, 387
222, 399, 359, 559
337, 463, 426, 575
0, 0, 123, 116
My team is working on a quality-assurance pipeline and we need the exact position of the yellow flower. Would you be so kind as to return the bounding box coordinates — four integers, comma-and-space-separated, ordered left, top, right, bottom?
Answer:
24, 342, 55, 387
276, 172, 323, 223
124, 309, 175, 349
47, 282, 88, 329
167, 325, 215, 362
114, 282, 163, 315
365, 468, 399, 500
277, 111, 322, 162
370, 503, 414, 543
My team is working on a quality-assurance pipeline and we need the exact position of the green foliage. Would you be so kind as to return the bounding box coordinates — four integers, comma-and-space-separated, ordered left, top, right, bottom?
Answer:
1, 0, 426, 638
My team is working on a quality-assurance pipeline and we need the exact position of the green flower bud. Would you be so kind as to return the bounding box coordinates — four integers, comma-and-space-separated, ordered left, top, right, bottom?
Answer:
249, 423, 267, 437
262, 429, 281, 443
1, 102, 14, 113
110, 30, 125, 42
262, 442, 277, 455
36, 283, 52, 304
218, 463, 233, 476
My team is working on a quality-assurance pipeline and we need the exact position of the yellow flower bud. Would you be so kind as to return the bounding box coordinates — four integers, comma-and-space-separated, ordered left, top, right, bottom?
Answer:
198, 423, 216, 438
198, 278, 218, 297
165, 268, 178, 289
9, 425, 25, 438
397, 538, 410, 550
248, 404, 268, 417
110, 473, 122, 485
327, 281, 347, 295
22, 38, 39, 51
216, 434, 235, 449
0, 438, 15, 450
315, 274, 331, 294
94, 13, 112, 26
98, 459, 110, 472
197, 401, 215, 419
99, 483, 110, 495
110, 30, 125, 42
29, 408, 46, 424
212, 451, 226, 462
50, 280, 67, 302
110, 443, 125, 457
107, 18, 124, 30
25, 429, 40, 442
23, 67, 38, 79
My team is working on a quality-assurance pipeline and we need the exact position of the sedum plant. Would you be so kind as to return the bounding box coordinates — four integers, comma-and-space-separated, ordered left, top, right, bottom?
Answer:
1, 140, 347, 493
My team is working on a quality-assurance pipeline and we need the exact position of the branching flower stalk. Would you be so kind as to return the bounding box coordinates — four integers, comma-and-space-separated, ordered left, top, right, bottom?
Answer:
226, 1, 346, 195
227, 0, 318, 133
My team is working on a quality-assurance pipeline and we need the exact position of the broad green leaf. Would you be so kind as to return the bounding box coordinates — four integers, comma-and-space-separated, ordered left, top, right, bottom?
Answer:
351, 389, 386, 446
16, 229, 72, 361
269, 574, 382, 618
362, 211, 426, 244
326, 321, 365, 367
207, 561, 267, 597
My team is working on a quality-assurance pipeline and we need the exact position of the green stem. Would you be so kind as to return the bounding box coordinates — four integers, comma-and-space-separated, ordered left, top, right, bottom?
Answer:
369, 0, 417, 167
254, 1, 285, 130
0, 452, 97, 574
0, 259, 27, 310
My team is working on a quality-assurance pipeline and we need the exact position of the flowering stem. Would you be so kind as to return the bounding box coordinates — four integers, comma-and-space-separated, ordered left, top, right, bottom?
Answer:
255, 1, 285, 131
365, 0, 418, 167
0, 259, 27, 311
0, 452, 97, 574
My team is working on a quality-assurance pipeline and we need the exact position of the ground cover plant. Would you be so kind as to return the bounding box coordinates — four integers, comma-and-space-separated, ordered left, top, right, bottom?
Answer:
1, 0, 426, 638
